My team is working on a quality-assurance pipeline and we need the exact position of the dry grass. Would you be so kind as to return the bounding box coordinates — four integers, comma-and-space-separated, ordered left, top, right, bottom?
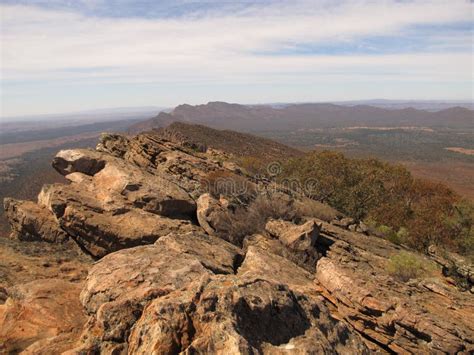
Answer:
294, 199, 341, 222
215, 194, 299, 246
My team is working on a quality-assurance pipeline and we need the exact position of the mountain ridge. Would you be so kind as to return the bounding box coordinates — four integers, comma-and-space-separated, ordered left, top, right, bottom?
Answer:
129, 101, 474, 133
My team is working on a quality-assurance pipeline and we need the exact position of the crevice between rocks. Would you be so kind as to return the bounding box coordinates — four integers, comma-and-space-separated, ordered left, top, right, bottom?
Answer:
233, 252, 246, 274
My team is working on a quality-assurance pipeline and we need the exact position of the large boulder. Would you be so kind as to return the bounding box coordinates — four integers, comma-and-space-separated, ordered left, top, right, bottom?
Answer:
263, 219, 321, 270
243, 233, 318, 272
3, 198, 69, 243
77, 231, 241, 352
128, 246, 369, 354
52, 148, 196, 217
52, 149, 106, 176
30, 145, 206, 258
59, 204, 200, 258
157, 231, 242, 275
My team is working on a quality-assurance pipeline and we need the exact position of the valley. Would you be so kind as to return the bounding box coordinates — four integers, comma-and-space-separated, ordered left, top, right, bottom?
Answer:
132, 101, 474, 199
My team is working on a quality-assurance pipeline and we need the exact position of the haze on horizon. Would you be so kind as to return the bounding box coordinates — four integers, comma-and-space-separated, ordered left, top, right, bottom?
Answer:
1, 0, 473, 118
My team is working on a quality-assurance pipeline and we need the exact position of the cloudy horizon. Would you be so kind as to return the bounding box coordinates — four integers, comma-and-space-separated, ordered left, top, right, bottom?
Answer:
1, 0, 473, 117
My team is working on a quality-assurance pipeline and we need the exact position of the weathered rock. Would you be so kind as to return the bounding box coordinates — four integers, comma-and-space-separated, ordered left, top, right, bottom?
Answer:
314, 221, 474, 354
97, 133, 228, 198
77, 231, 241, 350
127, 278, 208, 354
196, 193, 230, 236
29, 145, 205, 257
53, 149, 106, 176
156, 231, 242, 275
331, 217, 355, 229
3, 198, 69, 243
96, 132, 130, 158
0, 279, 86, 354
60, 204, 200, 258
243, 233, 319, 272
51, 148, 196, 217
129, 247, 369, 354
265, 218, 320, 251
238, 245, 316, 294
3, 129, 474, 354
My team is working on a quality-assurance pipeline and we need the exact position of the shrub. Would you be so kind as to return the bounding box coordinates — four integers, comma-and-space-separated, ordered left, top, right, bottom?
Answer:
215, 193, 300, 246
387, 252, 426, 282
294, 198, 340, 222
278, 150, 470, 256
237, 156, 268, 176
377, 225, 399, 244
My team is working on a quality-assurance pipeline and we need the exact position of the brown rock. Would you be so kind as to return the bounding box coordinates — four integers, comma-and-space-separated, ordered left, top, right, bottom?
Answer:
156, 231, 242, 275
314, 222, 474, 353
77, 231, 240, 350
243, 233, 319, 272
96, 132, 130, 158
130, 259, 368, 354
53, 149, 106, 176
3, 198, 69, 243
196, 193, 230, 236
237, 245, 316, 294
0, 279, 86, 354
52, 148, 196, 217
265, 218, 320, 252
60, 205, 200, 258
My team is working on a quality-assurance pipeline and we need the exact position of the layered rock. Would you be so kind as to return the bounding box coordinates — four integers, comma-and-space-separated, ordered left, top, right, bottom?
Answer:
4, 198, 68, 243
265, 218, 320, 252
2, 129, 473, 354
196, 193, 230, 236
77, 232, 368, 354
97, 133, 224, 198
76, 231, 242, 352
314, 220, 474, 353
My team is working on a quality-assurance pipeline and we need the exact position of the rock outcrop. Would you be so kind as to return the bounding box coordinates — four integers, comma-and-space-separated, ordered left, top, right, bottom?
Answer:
0, 279, 86, 354
4, 198, 68, 243
2, 129, 473, 354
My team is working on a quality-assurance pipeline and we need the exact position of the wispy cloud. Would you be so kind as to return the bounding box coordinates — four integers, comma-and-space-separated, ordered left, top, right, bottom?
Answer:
1, 0, 472, 116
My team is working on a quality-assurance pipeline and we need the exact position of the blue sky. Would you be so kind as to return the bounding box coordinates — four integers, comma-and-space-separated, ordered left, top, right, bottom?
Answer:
1, 0, 473, 117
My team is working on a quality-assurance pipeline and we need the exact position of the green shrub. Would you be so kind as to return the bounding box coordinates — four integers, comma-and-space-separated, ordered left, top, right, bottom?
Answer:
387, 252, 426, 282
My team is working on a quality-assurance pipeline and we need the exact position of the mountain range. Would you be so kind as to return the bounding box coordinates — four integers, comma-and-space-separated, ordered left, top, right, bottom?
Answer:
130, 101, 474, 133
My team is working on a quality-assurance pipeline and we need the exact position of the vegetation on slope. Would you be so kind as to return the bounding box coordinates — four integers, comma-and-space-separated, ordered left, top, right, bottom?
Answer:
240, 150, 473, 257
155, 122, 302, 160
294, 152, 471, 255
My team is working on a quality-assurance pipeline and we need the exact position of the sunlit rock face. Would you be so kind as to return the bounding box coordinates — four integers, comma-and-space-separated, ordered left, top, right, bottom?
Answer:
2, 130, 473, 354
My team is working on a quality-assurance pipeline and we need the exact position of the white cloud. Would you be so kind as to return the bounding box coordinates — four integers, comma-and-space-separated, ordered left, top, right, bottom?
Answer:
0, 0, 472, 115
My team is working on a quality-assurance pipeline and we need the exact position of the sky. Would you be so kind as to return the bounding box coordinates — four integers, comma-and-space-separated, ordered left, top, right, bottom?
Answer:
1, 0, 473, 117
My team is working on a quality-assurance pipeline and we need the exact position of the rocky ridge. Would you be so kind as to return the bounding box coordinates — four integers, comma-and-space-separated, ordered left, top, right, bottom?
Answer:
1, 130, 473, 354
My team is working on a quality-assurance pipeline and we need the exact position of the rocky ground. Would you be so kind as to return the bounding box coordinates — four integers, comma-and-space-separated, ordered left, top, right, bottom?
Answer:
1, 130, 473, 354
